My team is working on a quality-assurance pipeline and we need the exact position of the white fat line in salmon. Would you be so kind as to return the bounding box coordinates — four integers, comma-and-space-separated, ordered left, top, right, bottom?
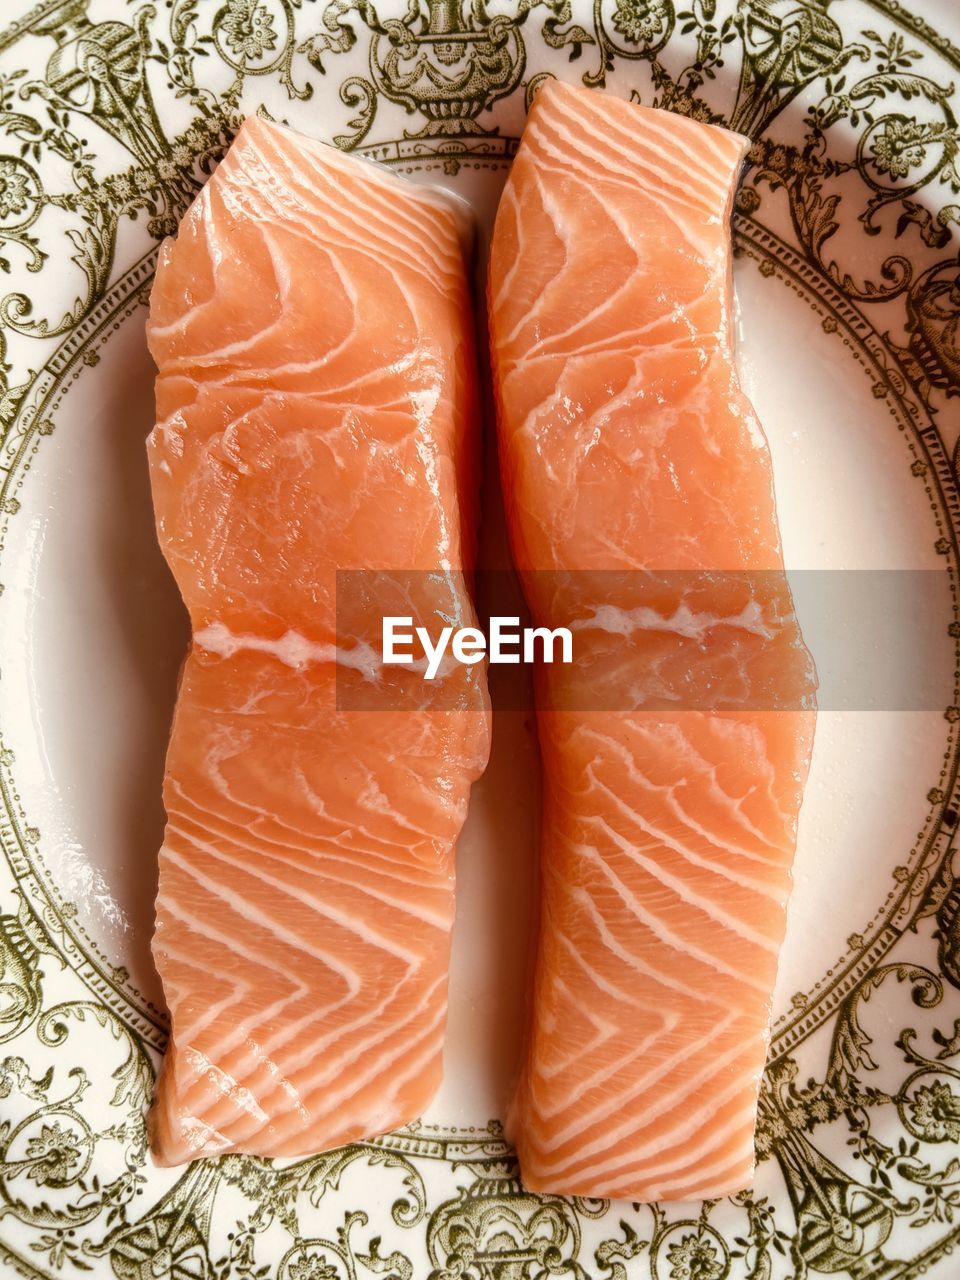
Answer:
571, 600, 777, 641
193, 621, 382, 680
383, 616, 574, 681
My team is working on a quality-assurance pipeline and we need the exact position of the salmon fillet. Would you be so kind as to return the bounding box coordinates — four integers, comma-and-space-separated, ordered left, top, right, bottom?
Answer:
146, 117, 490, 1165
488, 81, 816, 1200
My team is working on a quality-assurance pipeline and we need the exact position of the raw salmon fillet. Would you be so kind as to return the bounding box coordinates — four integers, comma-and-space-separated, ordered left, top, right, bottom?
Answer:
488, 81, 816, 1200
146, 117, 490, 1164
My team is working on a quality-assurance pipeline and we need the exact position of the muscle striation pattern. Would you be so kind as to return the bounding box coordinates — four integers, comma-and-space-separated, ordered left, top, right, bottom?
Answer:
489, 81, 816, 1201
147, 117, 490, 1165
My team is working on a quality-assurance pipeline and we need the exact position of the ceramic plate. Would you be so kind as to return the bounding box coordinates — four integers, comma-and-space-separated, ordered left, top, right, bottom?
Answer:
1, 0, 960, 1276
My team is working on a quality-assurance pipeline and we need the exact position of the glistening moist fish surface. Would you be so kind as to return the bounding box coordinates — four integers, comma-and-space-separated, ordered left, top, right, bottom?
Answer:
488, 80, 816, 1201
146, 116, 491, 1165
